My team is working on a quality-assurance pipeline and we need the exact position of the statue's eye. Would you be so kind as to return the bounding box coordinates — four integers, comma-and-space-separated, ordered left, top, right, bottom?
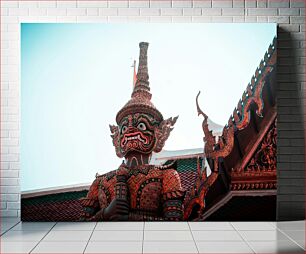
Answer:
137, 122, 146, 131
121, 126, 128, 134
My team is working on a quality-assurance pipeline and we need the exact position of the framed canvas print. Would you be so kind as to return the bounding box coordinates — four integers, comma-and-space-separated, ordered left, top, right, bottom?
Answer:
21, 23, 277, 221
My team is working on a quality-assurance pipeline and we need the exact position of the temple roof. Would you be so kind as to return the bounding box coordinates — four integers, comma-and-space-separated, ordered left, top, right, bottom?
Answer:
150, 148, 203, 165
197, 37, 277, 220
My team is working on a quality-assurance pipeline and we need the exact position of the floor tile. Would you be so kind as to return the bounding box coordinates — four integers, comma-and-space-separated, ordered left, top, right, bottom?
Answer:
0, 241, 37, 253
295, 240, 306, 250
295, 240, 305, 250
144, 230, 193, 241
269, 221, 278, 228
1, 218, 21, 224
192, 230, 243, 241
1, 225, 16, 235
239, 230, 291, 241
0, 230, 47, 242
282, 230, 305, 241
96, 221, 143, 231
145, 221, 190, 231
1, 221, 21, 234
276, 221, 305, 231
248, 240, 304, 253
143, 241, 198, 253
42, 230, 92, 242
196, 241, 253, 253
85, 241, 143, 253
11, 222, 55, 231
52, 222, 96, 231
1, 221, 21, 229
281, 230, 305, 249
231, 222, 276, 231
90, 230, 143, 241
32, 241, 87, 253
189, 222, 234, 231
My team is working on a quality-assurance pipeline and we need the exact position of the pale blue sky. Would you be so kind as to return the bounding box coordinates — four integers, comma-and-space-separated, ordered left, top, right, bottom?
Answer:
21, 23, 276, 191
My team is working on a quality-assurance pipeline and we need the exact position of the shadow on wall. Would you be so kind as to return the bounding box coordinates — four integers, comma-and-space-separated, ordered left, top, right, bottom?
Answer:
276, 27, 305, 221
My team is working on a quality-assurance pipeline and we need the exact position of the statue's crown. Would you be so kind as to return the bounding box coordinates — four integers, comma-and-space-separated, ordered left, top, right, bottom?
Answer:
116, 42, 163, 124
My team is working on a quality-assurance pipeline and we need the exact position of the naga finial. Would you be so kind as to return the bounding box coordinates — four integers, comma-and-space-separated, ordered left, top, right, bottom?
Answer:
196, 91, 215, 150
195, 91, 235, 171
196, 91, 208, 120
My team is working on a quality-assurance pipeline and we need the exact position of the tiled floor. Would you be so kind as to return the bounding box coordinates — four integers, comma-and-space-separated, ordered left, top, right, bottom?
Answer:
0, 219, 304, 253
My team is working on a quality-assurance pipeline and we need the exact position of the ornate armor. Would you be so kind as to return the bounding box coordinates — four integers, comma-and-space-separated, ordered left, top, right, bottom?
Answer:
81, 164, 185, 221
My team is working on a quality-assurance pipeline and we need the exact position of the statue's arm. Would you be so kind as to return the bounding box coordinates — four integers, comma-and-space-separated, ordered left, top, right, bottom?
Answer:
161, 169, 185, 220
162, 196, 185, 221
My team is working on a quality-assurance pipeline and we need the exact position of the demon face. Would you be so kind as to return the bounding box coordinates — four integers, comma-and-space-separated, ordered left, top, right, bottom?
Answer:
119, 113, 157, 155
110, 114, 178, 158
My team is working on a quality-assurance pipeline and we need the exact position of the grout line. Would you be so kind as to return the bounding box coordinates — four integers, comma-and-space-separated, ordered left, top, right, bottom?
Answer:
268, 221, 277, 229
90, 229, 146, 231
276, 227, 305, 251
229, 221, 237, 231
29, 222, 58, 254
229, 222, 256, 254
187, 221, 200, 254
0, 220, 21, 236
142, 221, 145, 254
83, 222, 98, 254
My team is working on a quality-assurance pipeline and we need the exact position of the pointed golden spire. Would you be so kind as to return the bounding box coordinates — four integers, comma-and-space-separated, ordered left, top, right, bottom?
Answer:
131, 42, 151, 101
115, 42, 163, 124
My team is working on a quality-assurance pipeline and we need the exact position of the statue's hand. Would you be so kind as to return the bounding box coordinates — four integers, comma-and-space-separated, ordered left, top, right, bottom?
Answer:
103, 198, 129, 221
